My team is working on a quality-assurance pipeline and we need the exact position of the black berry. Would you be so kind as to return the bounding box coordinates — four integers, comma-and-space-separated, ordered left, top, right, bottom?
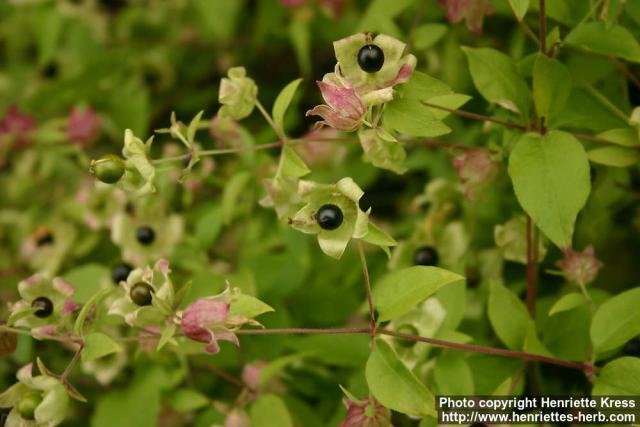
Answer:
40, 61, 58, 79
414, 246, 439, 266
315, 204, 343, 230
358, 193, 372, 212
623, 337, 640, 357
130, 282, 153, 306
357, 44, 384, 73
34, 227, 54, 247
136, 226, 155, 245
112, 262, 134, 284
396, 324, 419, 348
31, 297, 54, 318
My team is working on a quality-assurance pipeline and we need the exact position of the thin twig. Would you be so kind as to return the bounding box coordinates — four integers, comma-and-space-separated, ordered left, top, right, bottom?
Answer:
421, 101, 528, 131
357, 240, 376, 344
526, 216, 537, 317
539, 0, 547, 55
61, 344, 84, 381
610, 57, 640, 90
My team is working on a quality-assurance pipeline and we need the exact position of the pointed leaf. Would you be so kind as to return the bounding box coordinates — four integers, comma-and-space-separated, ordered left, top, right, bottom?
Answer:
272, 78, 303, 135
373, 266, 464, 322
82, 332, 123, 362
508, 131, 590, 248
366, 339, 435, 417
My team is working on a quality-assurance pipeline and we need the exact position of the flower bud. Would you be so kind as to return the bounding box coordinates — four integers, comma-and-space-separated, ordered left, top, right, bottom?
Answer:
452, 147, 498, 201
556, 245, 603, 286
90, 155, 125, 184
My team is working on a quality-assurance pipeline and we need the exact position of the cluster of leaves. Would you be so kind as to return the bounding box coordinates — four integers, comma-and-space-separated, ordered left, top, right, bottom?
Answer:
1, 0, 640, 426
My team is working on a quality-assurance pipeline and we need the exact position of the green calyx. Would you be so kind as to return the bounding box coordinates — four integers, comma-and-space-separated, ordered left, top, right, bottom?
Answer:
17, 391, 43, 420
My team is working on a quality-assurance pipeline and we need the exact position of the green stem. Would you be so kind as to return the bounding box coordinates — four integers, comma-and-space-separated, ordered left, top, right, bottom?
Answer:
255, 99, 286, 144
357, 240, 376, 345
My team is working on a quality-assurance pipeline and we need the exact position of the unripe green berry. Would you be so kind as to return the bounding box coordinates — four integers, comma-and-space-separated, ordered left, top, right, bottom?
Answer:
17, 392, 42, 420
90, 155, 125, 184
396, 324, 419, 348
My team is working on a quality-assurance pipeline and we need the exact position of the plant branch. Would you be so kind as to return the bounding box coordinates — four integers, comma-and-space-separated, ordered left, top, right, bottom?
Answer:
357, 240, 376, 343
526, 216, 539, 317
539, 0, 547, 55
235, 326, 592, 372
421, 101, 527, 131
610, 57, 640, 90
61, 344, 84, 381
255, 99, 286, 144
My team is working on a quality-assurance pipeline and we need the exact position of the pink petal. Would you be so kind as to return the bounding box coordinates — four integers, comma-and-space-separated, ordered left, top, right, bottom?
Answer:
386, 63, 415, 87
63, 299, 80, 315
306, 105, 361, 131
32, 325, 56, 337
53, 278, 75, 296
317, 81, 365, 118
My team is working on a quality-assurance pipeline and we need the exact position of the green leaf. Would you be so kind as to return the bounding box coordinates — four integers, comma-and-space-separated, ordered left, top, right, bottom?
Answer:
289, 20, 311, 75
434, 353, 474, 395
222, 171, 252, 225
532, 54, 572, 121
549, 292, 588, 316
596, 128, 640, 147
592, 357, 640, 395
169, 388, 210, 413
194, 203, 223, 249
508, 0, 530, 20
397, 71, 452, 100
63, 264, 110, 304
384, 99, 451, 138
366, 339, 435, 417
462, 47, 532, 116
412, 24, 448, 50
81, 332, 122, 362
279, 146, 310, 178
591, 287, 640, 354
230, 294, 274, 318
272, 78, 303, 136
488, 281, 531, 350
373, 266, 464, 322
508, 131, 591, 248
187, 111, 204, 145
588, 146, 640, 167
566, 22, 640, 63
250, 394, 294, 427
156, 323, 176, 351
361, 222, 397, 257
74, 288, 111, 336
425, 94, 472, 120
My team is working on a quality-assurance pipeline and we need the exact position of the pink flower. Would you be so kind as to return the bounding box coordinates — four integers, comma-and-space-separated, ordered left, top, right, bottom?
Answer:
306, 80, 366, 132
438, 0, 494, 33
452, 147, 498, 201
209, 114, 242, 147
225, 410, 252, 427
339, 397, 391, 427
66, 106, 101, 146
241, 361, 268, 390
319, 0, 347, 19
297, 128, 347, 167
180, 296, 239, 353
0, 105, 36, 149
556, 245, 603, 286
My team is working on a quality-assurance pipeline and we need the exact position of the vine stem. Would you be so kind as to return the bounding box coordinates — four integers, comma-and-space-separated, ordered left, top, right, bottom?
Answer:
356, 240, 376, 344
539, 0, 547, 55
234, 327, 592, 372
2, 325, 593, 372
255, 99, 286, 145
525, 216, 538, 317
61, 344, 84, 381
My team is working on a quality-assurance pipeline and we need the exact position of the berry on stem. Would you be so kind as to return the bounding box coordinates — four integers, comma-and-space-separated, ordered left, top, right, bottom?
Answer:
414, 246, 439, 266
396, 324, 419, 348
136, 226, 155, 245
130, 282, 153, 306
17, 392, 42, 420
112, 262, 134, 284
90, 155, 125, 184
31, 297, 54, 318
357, 44, 384, 73
315, 204, 343, 230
